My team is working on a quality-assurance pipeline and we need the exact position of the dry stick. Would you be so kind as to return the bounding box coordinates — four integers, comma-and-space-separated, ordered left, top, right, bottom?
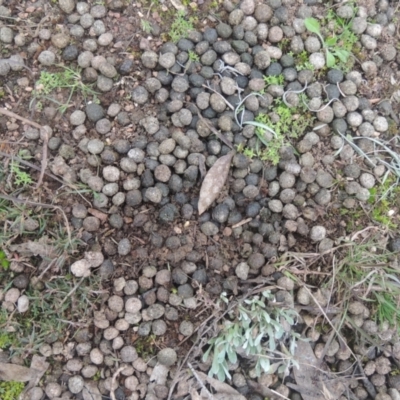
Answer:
231, 218, 252, 229
248, 380, 291, 400
188, 102, 234, 150
0, 108, 42, 129
187, 363, 215, 400
201, 83, 235, 110
110, 366, 127, 400
37, 258, 58, 280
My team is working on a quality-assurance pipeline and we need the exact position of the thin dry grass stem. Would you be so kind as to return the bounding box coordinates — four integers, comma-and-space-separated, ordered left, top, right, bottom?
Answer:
0, 193, 72, 246
37, 258, 58, 280
302, 286, 359, 363
110, 366, 127, 400
349, 226, 382, 242
188, 102, 234, 149
249, 380, 291, 400
59, 277, 85, 307
327, 254, 337, 307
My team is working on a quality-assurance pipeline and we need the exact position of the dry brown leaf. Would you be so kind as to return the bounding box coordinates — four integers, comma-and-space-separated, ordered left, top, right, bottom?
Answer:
292, 340, 347, 400
21, 355, 50, 396
8, 239, 58, 258
88, 208, 108, 222
190, 388, 203, 400
198, 152, 234, 215
0, 363, 37, 382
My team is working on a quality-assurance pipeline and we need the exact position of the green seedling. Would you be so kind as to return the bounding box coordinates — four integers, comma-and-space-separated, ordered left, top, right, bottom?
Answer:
0, 381, 25, 400
203, 290, 301, 381
169, 10, 196, 43
368, 176, 400, 229
10, 161, 33, 187
304, 15, 357, 68
0, 250, 10, 270
188, 50, 199, 62
241, 96, 314, 165
293, 51, 315, 71
31, 65, 99, 114
141, 19, 153, 33
263, 74, 284, 86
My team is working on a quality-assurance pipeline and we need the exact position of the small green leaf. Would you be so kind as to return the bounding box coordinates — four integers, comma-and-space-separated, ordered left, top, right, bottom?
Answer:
335, 48, 350, 62
326, 50, 336, 67
227, 348, 237, 364
260, 357, 270, 372
304, 17, 321, 35
325, 36, 337, 46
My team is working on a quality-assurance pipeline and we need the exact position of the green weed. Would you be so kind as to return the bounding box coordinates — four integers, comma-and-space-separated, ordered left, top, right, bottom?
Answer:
368, 177, 400, 229
0, 381, 25, 400
0, 249, 10, 270
31, 65, 99, 114
203, 290, 301, 381
263, 74, 284, 86
241, 96, 314, 165
0, 331, 14, 349
188, 50, 199, 62
141, 19, 153, 33
134, 335, 157, 358
330, 234, 400, 334
304, 8, 357, 69
293, 51, 315, 71
10, 161, 33, 187
169, 10, 196, 43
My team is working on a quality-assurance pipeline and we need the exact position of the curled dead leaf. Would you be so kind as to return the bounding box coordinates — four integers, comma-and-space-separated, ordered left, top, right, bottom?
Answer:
198, 152, 234, 215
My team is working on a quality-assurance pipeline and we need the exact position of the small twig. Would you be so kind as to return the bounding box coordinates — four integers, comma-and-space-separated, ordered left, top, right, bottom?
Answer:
0, 108, 42, 129
302, 286, 359, 364
188, 102, 234, 149
202, 83, 234, 110
231, 218, 252, 229
36, 128, 49, 189
110, 366, 127, 400
188, 363, 215, 400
